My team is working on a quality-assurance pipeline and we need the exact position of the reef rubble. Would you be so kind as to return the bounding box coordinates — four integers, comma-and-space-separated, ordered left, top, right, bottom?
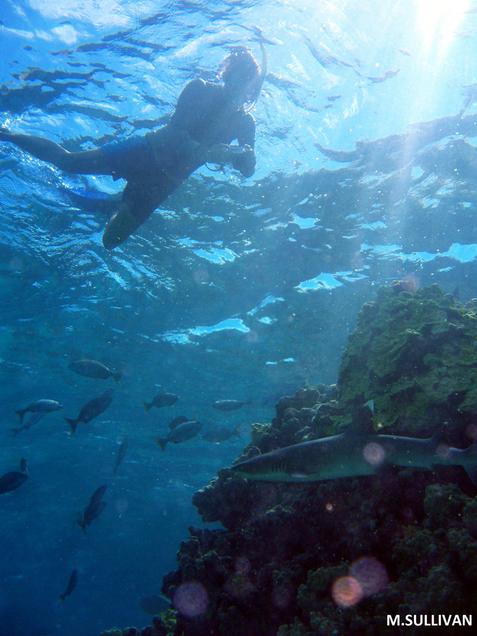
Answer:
103, 285, 477, 635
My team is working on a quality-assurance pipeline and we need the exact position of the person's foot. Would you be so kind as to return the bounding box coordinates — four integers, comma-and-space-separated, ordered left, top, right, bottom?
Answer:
102, 207, 142, 249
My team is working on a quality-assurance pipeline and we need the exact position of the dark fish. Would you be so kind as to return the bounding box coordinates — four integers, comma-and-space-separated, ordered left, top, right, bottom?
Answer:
202, 423, 241, 443
113, 438, 128, 475
69, 359, 121, 382
78, 485, 107, 532
12, 411, 47, 436
212, 399, 249, 411
0, 458, 28, 494
144, 392, 178, 412
157, 420, 203, 451
168, 415, 189, 430
16, 399, 63, 424
140, 594, 170, 615
59, 569, 78, 601
65, 389, 114, 434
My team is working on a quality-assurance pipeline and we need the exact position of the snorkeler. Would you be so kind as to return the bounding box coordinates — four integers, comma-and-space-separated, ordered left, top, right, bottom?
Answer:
0, 46, 264, 249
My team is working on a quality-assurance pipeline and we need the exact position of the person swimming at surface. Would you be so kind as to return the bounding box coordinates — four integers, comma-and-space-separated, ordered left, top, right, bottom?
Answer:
0, 46, 263, 249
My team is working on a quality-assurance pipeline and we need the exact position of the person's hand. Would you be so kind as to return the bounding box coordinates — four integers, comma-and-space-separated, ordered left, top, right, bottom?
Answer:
231, 144, 255, 176
206, 143, 233, 164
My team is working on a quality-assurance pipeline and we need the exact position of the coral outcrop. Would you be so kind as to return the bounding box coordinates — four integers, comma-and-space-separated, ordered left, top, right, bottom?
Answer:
337, 284, 477, 436
106, 285, 477, 635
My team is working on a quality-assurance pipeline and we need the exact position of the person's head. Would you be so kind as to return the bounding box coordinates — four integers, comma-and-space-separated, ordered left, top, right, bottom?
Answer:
218, 47, 262, 109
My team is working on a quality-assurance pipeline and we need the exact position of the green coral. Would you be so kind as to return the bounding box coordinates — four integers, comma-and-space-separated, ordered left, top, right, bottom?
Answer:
337, 285, 477, 433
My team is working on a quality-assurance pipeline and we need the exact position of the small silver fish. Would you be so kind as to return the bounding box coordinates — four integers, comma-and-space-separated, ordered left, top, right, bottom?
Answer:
69, 359, 121, 382
16, 399, 63, 424
212, 399, 249, 411
202, 423, 241, 443
144, 392, 178, 412
157, 420, 203, 451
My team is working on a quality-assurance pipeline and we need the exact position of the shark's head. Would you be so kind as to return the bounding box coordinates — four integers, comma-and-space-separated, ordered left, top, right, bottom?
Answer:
230, 447, 311, 482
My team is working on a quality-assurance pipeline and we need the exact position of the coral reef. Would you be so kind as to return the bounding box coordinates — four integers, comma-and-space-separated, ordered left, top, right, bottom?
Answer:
337, 284, 477, 436
107, 285, 477, 635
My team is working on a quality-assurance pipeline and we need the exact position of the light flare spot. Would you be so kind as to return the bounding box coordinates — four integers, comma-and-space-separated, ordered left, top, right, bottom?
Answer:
173, 581, 208, 617
331, 576, 363, 607
349, 556, 388, 596
363, 442, 386, 466
325, 502, 334, 512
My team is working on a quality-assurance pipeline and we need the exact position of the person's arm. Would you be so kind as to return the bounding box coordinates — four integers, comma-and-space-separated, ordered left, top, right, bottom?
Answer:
230, 112, 256, 177
0, 127, 112, 175
169, 81, 256, 175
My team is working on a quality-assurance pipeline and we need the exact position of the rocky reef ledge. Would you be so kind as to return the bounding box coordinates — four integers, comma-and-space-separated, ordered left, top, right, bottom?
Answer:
104, 285, 477, 635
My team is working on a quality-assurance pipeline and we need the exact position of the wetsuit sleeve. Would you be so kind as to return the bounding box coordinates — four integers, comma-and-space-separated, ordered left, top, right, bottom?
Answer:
232, 112, 256, 177
236, 113, 256, 148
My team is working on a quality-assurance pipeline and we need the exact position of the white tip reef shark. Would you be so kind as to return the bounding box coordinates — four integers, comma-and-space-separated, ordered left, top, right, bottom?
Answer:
230, 431, 477, 486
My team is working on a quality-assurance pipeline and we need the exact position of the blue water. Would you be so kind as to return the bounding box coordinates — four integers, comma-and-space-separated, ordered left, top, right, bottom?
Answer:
1, 1, 477, 634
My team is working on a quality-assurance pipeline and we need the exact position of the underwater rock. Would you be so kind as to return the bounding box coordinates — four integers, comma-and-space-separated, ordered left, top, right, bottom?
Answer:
337, 284, 477, 435
110, 285, 477, 636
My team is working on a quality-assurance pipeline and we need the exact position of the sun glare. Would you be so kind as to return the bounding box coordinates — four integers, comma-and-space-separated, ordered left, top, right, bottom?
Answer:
415, 0, 469, 56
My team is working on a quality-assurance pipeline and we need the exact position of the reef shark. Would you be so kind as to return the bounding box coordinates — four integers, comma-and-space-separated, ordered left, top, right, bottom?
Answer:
230, 431, 477, 486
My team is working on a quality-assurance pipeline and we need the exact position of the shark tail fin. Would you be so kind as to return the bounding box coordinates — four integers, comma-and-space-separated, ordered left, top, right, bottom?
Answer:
157, 437, 167, 451
65, 418, 78, 434
16, 409, 26, 422
113, 371, 122, 382
461, 442, 477, 487
144, 402, 151, 413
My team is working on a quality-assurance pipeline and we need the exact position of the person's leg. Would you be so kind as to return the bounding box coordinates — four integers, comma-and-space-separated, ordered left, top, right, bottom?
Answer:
102, 177, 177, 249
0, 129, 112, 175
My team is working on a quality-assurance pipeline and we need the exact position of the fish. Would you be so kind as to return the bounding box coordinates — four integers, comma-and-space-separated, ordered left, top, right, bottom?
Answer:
12, 411, 49, 436
16, 399, 63, 424
157, 420, 203, 451
0, 458, 28, 494
168, 415, 190, 430
69, 359, 121, 382
65, 388, 114, 434
144, 392, 178, 412
212, 399, 249, 411
78, 484, 107, 532
140, 594, 170, 615
202, 423, 241, 443
113, 438, 128, 475
59, 569, 78, 601
230, 431, 477, 486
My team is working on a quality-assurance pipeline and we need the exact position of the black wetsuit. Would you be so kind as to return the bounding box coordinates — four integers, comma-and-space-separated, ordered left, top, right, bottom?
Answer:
102, 79, 256, 225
